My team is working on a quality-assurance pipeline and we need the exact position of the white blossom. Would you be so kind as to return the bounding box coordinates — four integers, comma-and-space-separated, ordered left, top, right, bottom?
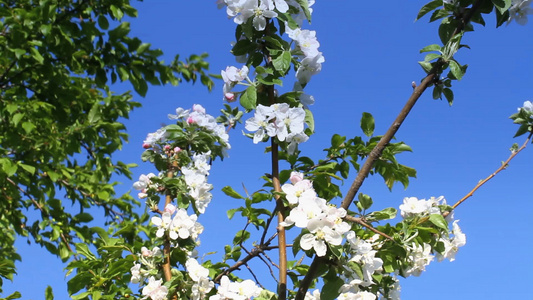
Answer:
151, 212, 172, 238
142, 276, 168, 300
509, 0, 533, 25
300, 218, 342, 257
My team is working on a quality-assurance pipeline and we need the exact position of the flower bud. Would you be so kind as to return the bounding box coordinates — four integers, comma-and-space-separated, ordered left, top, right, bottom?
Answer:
224, 92, 236, 102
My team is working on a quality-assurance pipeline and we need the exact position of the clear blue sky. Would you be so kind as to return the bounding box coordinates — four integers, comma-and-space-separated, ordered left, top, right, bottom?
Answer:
4, 1, 533, 299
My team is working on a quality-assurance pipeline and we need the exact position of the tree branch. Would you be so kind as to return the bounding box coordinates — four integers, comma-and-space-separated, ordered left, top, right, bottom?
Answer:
343, 215, 393, 241
297, 3, 485, 298
447, 132, 533, 213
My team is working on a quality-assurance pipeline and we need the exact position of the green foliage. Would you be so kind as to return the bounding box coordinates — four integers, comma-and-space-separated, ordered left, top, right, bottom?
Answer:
0, 0, 213, 295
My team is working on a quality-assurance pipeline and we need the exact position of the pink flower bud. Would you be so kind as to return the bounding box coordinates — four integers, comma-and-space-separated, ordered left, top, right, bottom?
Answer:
164, 203, 177, 214
142, 143, 151, 149
224, 92, 236, 102
164, 145, 171, 150
187, 116, 195, 124
289, 171, 304, 184
141, 248, 151, 257
174, 147, 182, 153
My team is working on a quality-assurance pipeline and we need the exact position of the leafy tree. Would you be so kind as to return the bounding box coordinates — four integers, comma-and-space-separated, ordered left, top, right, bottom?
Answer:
2, 0, 533, 300
0, 0, 213, 295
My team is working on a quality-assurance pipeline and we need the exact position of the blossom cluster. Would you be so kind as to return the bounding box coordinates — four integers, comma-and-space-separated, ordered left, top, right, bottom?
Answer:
280, 172, 351, 256
130, 247, 169, 300
209, 275, 263, 300
151, 204, 204, 242
399, 196, 466, 275
169, 104, 231, 151
245, 103, 308, 153
186, 258, 215, 300
133, 173, 157, 199
182, 151, 215, 214
143, 104, 230, 153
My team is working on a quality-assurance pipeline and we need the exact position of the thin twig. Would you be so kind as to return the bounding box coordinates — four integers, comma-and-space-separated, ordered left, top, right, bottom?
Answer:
258, 253, 279, 282
344, 215, 393, 241
245, 263, 265, 289
448, 132, 532, 213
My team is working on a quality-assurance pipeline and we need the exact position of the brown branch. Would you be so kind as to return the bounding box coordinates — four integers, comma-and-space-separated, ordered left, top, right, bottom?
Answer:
6, 177, 46, 216
214, 245, 265, 283
162, 161, 178, 300
448, 132, 532, 213
344, 215, 393, 241
271, 139, 288, 300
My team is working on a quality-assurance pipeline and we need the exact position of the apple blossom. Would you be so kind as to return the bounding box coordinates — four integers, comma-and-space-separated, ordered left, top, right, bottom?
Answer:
142, 276, 168, 300
151, 212, 172, 238
508, 0, 533, 25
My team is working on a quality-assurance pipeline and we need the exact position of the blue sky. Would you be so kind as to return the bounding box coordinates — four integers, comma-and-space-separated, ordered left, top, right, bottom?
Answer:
4, 1, 533, 299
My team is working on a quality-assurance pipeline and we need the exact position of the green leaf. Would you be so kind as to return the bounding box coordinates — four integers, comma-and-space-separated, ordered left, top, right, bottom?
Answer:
294, 0, 312, 22
240, 85, 257, 110
12, 113, 23, 126
305, 108, 315, 133
418, 61, 433, 73
416, 0, 443, 20
368, 207, 397, 221
358, 193, 373, 210
492, 0, 512, 14
272, 50, 291, 74
30, 47, 44, 64
97, 15, 109, 30
420, 44, 442, 53
227, 208, 239, 220
443, 88, 454, 105
321, 275, 343, 300
429, 214, 449, 231
1, 159, 18, 176
110, 5, 124, 20
137, 43, 151, 54
18, 163, 36, 175
21, 122, 36, 134
222, 186, 244, 199
3, 291, 21, 300
513, 123, 530, 137
360, 112, 375, 137
449, 60, 464, 80
331, 134, 345, 148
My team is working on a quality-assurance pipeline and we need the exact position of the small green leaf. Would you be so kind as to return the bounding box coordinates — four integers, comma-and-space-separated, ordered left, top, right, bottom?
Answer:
222, 186, 245, 199
3, 291, 21, 300
416, 0, 443, 20
97, 15, 109, 30
420, 44, 442, 53
429, 214, 449, 231
240, 85, 257, 110
110, 5, 124, 20
272, 51, 291, 74
22, 122, 36, 134
358, 193, 373, 210
305, 108, 315, 133
492, 0, 512, 13
443, 88, 454, 105
18, 163, 36, 175
449, 60, 464, 80
360, 112, 375, 137
45, 286, 54, 300
30, 48, 44, 64
137, 43, 151, 54
12, 113, 23, 126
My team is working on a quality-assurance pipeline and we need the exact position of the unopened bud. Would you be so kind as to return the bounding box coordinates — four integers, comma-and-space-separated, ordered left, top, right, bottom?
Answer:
224, 92, 236, 102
